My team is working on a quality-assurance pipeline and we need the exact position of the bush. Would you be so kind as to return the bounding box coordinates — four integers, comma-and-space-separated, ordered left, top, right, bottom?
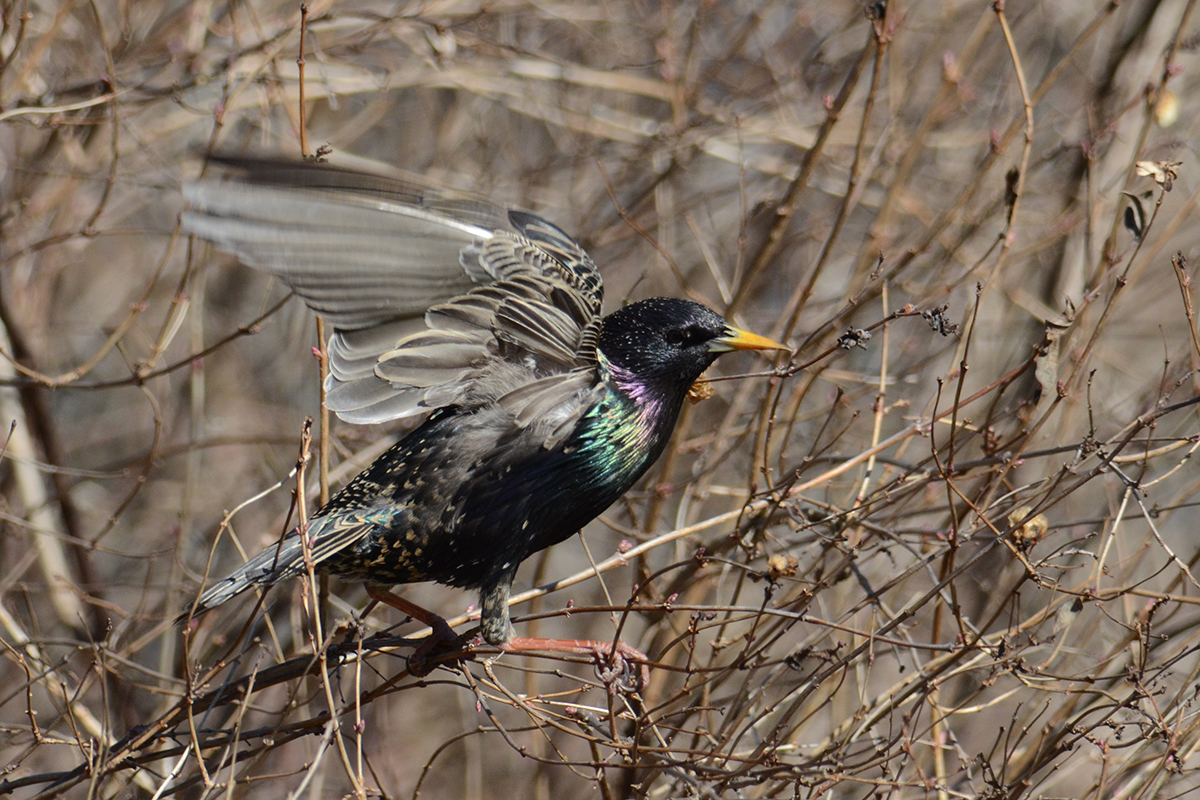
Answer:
2, 1, 1199, 797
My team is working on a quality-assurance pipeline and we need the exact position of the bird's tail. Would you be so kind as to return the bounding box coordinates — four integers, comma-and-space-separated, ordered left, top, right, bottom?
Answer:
177, 533, 310, 624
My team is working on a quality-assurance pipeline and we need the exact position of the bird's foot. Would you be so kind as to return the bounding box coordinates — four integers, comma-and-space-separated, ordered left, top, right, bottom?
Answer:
365, 586, 464, 676
407, 617, 466, 677
499, 636, 650, 692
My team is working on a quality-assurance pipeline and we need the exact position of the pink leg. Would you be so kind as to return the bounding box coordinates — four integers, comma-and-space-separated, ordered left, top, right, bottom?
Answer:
499, 636, 650, 690
366, 587, 463, 675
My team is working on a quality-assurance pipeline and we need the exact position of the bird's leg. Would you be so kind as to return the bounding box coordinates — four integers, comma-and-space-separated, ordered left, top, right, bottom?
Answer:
365, 586, 463, 675
501, 637, 650, 691
477, 582, 650, 689
478, 579, 516, 645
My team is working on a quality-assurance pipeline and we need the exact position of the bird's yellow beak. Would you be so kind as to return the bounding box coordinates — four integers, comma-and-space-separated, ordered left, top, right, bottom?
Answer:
709, 326, 790, 354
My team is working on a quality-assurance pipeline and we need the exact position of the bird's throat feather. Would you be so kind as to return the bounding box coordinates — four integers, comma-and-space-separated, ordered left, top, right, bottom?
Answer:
578, 362, 679, 486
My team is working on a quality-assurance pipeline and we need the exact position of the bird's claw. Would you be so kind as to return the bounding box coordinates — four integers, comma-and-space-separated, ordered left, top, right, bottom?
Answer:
590, 642, 650, 693
406, 625, 465, 676
489, 635, 651, 691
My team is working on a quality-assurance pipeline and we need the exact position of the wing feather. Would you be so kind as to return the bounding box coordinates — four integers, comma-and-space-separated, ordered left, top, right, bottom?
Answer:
183, 157, 606, 431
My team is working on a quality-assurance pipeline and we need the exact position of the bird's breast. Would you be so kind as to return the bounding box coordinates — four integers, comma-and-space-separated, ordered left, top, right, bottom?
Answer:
320, 388, 681, 590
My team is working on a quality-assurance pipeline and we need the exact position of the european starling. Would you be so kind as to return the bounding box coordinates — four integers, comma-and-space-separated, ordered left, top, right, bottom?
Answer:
181, 158, 787, 681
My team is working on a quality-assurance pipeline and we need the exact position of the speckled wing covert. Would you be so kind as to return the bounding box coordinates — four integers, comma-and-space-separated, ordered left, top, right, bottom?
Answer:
182, 158, 605, 443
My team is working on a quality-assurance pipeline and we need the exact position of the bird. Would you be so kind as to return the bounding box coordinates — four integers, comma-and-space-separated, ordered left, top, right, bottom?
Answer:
180, 157, 787, 684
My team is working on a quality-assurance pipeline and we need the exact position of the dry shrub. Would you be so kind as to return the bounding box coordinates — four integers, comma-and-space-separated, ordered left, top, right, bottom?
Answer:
3, 1, 1200, 798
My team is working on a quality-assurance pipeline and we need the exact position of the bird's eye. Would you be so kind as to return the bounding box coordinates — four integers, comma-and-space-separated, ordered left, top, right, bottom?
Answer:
665, 329, 685, 346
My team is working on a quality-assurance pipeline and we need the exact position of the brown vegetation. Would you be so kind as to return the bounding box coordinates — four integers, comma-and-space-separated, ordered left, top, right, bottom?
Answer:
3, 1, 1200, 798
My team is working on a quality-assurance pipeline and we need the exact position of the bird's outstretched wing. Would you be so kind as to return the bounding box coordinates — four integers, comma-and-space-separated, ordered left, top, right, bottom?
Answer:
183, 158, 604, 436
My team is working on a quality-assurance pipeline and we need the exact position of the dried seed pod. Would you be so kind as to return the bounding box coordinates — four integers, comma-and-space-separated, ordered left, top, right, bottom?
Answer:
1007, 506, 1048, 551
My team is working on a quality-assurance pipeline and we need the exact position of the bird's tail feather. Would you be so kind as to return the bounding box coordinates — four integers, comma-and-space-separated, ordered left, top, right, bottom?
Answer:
178, 516, 373, 624
177, 534, 309, 623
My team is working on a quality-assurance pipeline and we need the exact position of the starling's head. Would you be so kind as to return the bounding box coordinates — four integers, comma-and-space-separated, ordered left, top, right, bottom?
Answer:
598, 298, 788, 398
